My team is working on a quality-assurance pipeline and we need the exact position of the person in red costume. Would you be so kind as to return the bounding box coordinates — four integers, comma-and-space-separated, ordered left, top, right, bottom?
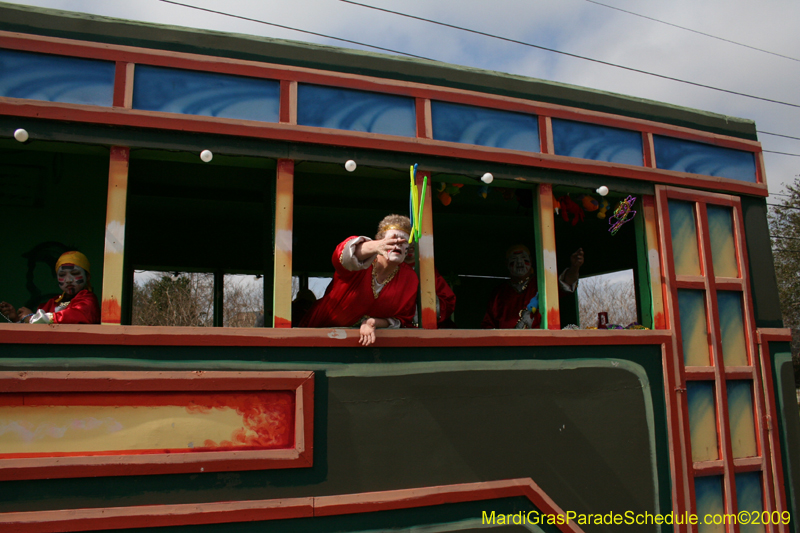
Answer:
481, 245, 583, 329
0, 251, 100, 325
403, 245, 457, 327
299, 215, 419, 346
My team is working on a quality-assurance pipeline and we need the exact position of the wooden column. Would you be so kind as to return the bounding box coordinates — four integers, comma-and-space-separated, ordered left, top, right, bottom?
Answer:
535, 183, 560, 330
100, 146, 129, 325
416, 171, 437, 329
273, 159, 294, 328
641, 195, 666, 329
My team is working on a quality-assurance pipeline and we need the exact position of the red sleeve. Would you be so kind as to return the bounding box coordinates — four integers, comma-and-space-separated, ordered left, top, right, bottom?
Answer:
332, 236, 366, 277
434, 269, 456, 322
52, 290, 100, 324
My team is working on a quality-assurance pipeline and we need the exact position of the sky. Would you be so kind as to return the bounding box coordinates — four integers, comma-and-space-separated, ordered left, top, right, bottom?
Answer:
5, 0, 800, 196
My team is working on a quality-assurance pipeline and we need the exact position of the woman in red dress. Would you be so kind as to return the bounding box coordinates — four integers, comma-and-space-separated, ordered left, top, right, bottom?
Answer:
299, 215, 419, 346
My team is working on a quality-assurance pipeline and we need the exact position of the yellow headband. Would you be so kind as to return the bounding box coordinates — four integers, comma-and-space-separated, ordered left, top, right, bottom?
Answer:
56, 251, 91, 274
379, 223, 411, 236
506, 245, 531, 260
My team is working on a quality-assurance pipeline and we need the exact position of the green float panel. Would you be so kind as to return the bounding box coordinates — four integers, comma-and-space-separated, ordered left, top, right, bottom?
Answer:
707, 205, 739, 278
688, 381, 720, 462
727, 381, 758, 459
679, 289, 712, 366
735, 472, 765, 533
717, 292, 749, 367
669, 200, 702, 276
695, 475, 725, 533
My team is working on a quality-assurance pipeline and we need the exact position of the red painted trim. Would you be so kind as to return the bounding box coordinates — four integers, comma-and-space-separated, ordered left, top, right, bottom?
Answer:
757, 331, 791, 530
0, 371, 313, 481
697, 201, 741, 518
279, 80, 292, 124
0, 478, 586, 533
660, 338, 691, 532
693, 461, 725, 476
0, 97, 769, 197
757, 329, 793, 344
643, 132, 656, 168
415, 97, 431, 139
659, 186, 784, 529
0, 371, 311, 392
731, 457, 767, 472
112, 62, 127, 108
655, 185, 697, 527
755, 151, 767, 186
539, 115, 553, 154
0, 497, 316, 533
0, 323, 672, 348
684, 368, 716, 381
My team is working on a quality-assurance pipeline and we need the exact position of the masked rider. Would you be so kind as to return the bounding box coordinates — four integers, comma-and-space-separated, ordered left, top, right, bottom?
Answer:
481, 245, 583, 329
0, 251, 100, 325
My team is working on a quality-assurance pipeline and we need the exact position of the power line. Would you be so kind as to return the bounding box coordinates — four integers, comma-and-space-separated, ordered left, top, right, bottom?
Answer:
156, 0, 433, 60
156, 1, 800, 156
764, 150, 800, 158
759, 131, 800, 142
582, 0, 800, 63
339, 0, 800, 110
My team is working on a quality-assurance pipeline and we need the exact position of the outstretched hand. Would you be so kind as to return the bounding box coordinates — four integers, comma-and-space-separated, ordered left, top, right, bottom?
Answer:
357, 235, 408, 262
562, 248, 584, 288
359, 319, 377, 346
570, 248, 584, 270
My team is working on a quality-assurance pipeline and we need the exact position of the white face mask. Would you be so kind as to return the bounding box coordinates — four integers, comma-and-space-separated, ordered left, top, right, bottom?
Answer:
404, 244, 416, 266
507, 251, 532, 278
384, 230, 410, 264
57, 264, 88, 296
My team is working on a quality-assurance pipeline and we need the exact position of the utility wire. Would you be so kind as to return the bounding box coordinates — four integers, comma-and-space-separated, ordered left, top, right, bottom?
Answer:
767, 204, 800, 210
157, 0, 434, 60
764, 150, 800, 158
582, 0, 800, 63
339, 0, 800, 110
759, 131, 800, 142
159, 1, 800, 153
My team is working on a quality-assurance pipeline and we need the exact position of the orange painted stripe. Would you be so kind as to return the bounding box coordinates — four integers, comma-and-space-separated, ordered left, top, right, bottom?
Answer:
273, 159, 294, 328
100, 146, 129, 325
279, 80, 297, 124
539, 115, 554, 154
643, 132, 656, 168
416, 171, 437, 329
642, 196, 666, 329
537, 184, 560, 330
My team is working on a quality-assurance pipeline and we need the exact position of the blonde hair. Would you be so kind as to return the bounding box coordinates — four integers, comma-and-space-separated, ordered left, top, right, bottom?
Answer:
375, 214, 412, 240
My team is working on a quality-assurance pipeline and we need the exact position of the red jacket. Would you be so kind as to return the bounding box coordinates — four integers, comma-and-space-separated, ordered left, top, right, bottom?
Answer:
38, 289, 100, 324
